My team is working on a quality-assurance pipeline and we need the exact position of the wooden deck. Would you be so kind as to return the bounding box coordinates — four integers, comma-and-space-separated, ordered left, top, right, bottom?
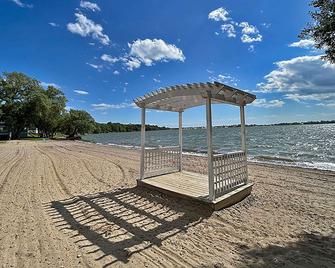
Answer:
137, 171, 253, 210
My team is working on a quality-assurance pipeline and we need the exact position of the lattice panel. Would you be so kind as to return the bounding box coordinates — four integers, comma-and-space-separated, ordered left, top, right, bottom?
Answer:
144, 146, 180, 178
213, 151, 248, 197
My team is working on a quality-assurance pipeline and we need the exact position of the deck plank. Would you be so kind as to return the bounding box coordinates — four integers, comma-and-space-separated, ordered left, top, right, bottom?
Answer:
141, 171, 209, 199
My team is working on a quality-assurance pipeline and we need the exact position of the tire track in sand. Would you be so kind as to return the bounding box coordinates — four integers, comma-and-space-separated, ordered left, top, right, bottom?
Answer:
57, 144, 130, 184
0, 148, 24, 195
34, 145, 72, 196
52, 146, 113, 188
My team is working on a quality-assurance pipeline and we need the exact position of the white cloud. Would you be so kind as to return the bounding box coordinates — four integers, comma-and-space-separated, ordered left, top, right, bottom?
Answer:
209, 73, 238, 86
316, 102, 335, 108
48, 22, 59, 27
122, 57, 141, 71
91, 102, 136, 110
101, 54, 119, 64
248, 45, 255, 52
257, 55, 335, 106
67, 13, 110, 45
41, 82, 60, 88
221, 24, 236, 38
74, 90, 89, 95
86, 62, 103, 71
123, 39, 185, 70
208, 7, 230, 22
241, 34, 262, 43
153, 78, 161, 83
251, 98, 284, 108
288, 39, 315, 49
113, 70, 120, 75
80, 1, 100, 12
239, 22, 262, 43
10, 0, 32, 8
209, 10, 262, 45
239, 22, 258, 34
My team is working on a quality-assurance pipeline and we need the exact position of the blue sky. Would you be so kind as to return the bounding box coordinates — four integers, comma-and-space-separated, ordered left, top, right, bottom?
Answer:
1, 0, 334, 127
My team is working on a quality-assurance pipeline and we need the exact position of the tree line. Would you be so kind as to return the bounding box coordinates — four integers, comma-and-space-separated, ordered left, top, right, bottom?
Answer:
0, 72, 166, 140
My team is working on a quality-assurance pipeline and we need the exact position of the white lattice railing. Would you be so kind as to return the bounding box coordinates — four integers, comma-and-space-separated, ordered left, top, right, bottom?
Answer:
144, 146, 180, 178
213, 151, 248, 198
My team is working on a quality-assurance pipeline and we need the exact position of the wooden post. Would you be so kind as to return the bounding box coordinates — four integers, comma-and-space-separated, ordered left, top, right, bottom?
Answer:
240, 105, 246, 152
140, 107, 146, 180
178, 111, 183, 171
206, 92, 215, 201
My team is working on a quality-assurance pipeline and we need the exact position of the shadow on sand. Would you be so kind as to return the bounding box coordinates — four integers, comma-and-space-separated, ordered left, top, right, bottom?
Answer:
45, 186, 212, 267
239, 232, 335, 267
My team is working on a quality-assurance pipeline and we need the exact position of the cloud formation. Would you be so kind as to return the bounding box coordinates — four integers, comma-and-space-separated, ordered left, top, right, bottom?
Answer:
10, 0, 32, 8
208, 7, 230, 22
257, 55, 335, 107
289, 39, 315, 49
74, 90, 89, 95
48, 22, 59, 27
80, 1, 100, 12
251, 98, 284, 108
239, 22, 262, 43
86, 62, 103, 71
209, 7, 262, 46
221, 24, 236, 38
67, 13, 110, 45
123, 39, 185, 70
91, 102, 135, 110
101, 54, 119, 64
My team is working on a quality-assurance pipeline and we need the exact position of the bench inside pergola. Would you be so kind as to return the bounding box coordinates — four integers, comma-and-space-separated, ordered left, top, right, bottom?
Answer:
134, 82, 256, 210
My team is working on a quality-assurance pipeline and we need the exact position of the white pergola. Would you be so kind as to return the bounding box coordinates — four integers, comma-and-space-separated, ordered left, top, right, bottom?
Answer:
134, 82, 256, 207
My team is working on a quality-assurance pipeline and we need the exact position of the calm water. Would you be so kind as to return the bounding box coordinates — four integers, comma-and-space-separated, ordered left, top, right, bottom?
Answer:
83, 124, 335, 171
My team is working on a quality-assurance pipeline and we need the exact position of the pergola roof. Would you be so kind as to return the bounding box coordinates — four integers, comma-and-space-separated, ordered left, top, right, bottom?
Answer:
134, 82, 256, 112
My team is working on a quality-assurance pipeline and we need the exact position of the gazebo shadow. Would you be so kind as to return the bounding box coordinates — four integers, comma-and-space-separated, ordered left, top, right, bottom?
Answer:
45, 187, 211, 266
238, 232, 335, 267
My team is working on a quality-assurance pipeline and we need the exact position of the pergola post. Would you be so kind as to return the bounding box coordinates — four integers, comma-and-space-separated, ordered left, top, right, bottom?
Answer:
206, 91, 215, 201
240, 105, 246, 152
139, 107, 146, 180
178, 111, 183, 171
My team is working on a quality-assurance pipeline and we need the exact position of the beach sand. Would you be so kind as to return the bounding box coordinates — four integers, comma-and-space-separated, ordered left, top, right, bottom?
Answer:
0, 140, 334, 267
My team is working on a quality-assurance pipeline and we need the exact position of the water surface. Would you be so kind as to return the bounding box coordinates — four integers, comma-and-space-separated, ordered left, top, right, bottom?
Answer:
83, 124, 335, 171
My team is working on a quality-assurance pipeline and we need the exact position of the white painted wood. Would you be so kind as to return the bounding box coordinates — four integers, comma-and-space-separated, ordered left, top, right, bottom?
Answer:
143, 146, 180, 178
134, 82, 256, 111
140, 107, 146, 180
178, 111, 183, 171
240, 105, 246, 152
206, 91, 215, 201
212, 151, 248, 198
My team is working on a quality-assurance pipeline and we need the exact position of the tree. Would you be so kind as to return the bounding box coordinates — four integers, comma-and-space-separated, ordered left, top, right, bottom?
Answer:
300, 0, 335, 63
0, 72, 43, 139
34, 86, 67, 138
60, 109, 96, 138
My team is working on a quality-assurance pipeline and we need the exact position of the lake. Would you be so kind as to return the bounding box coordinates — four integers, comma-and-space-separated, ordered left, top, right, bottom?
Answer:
83, 124, 335, 171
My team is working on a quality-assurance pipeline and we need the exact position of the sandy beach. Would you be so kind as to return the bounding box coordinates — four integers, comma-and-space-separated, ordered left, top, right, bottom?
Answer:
0, 140, 334, 267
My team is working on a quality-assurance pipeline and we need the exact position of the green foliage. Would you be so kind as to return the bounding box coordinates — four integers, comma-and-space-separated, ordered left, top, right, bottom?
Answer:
34, 86, 67, 138
300, 0, 335, 63
94, 122, 168, 133
61, 109, 96, 138
0, 72, 43, 139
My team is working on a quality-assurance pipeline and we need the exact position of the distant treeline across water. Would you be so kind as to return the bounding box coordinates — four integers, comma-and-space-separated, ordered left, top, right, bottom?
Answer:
94, 122, 168, 133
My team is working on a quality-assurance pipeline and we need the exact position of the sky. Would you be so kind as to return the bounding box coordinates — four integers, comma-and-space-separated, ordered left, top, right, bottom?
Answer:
1, 0, 334, 127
